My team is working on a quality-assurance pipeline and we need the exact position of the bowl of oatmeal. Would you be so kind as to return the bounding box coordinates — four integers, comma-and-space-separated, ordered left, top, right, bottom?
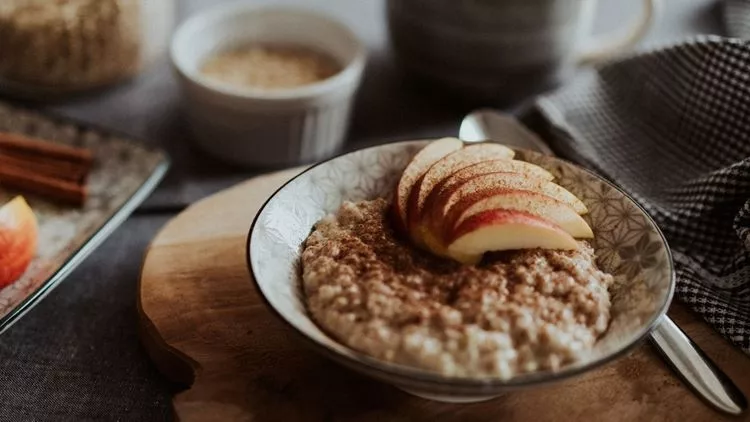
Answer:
247, 139, 674, 402
171, 4, 366, 167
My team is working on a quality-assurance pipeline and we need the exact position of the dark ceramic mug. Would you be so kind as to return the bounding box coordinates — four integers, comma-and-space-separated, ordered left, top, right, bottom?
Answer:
387, 0, 661, 104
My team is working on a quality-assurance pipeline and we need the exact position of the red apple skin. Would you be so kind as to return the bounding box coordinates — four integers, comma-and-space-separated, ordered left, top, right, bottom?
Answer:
429, 172, 586, 230
0, 196, 38, 288
446, 209, 578, 264
422, 159, 553, 227
392, 137, 463, 235
425, 172, 521, 246
437, 187, 520, 241
437, 188, 593, 242
448, 209, 572, 242
424, 171, 520, 238
406, 144, 515, 242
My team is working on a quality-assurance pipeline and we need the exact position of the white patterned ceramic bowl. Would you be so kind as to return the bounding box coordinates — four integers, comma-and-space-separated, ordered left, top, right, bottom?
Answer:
247, 140, 674, 402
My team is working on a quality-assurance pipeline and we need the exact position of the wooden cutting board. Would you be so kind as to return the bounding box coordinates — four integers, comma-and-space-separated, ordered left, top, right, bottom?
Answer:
137, 169, 750, 422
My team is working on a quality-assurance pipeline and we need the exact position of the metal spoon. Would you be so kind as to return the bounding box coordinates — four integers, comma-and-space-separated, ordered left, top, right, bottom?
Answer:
459, 108, 747, 416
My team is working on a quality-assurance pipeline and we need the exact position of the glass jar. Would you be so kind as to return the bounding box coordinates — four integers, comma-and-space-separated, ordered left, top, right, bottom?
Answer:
0, 0, 175, 99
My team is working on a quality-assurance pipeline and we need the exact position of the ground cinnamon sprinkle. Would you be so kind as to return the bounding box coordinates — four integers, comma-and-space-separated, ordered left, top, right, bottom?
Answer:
200, 43, 341, 90
301, 198, 613, 379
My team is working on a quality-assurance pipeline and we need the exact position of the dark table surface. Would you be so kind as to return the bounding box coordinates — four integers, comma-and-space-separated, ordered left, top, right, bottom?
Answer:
0, 0, 728, 420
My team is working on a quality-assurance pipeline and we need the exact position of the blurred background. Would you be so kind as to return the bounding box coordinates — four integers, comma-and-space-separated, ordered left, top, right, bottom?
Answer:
0, 0, 722, 210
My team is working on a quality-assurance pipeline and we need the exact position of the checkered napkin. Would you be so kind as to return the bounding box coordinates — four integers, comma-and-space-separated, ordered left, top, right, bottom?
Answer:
528, 36, 750, 354
724, 0, 750, 39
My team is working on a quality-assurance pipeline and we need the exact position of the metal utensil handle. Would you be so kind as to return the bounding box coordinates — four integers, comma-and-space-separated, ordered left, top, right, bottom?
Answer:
459, 109, 747, 416
650, 316, 747, 415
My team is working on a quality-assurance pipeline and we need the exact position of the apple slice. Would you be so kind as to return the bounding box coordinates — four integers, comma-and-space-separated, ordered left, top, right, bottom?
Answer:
392, 137, 463, 234
0, 196, 38, 288
422, 159, 554, 239
445, 189, 594, 241
406, 143, 515, 239
452, 159, 555, 183
431, 172, 587, 229
446, 210, 579, 264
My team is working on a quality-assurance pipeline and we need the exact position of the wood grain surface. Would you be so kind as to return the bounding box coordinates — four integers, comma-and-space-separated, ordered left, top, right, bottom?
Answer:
137, 169, 750, 422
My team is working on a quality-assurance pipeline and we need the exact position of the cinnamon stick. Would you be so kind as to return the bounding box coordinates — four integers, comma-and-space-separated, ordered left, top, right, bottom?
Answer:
0, 132, 93, 205
0, 132, 93, 166
0, 153, 89, 183
0, 164, 87, 206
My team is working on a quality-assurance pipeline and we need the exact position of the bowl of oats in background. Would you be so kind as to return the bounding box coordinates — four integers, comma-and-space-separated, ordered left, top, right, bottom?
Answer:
0, 0, 176, 99
170, 4, 366, 167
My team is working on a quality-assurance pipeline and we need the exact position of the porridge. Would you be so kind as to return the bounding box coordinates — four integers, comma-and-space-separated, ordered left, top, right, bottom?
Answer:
302, 199, 613, 379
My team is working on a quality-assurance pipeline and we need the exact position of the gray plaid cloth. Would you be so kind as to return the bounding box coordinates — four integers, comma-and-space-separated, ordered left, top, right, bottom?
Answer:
530, 36, 750, 354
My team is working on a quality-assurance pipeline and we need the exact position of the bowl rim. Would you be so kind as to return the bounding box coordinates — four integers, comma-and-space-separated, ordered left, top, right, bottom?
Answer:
246, 140, 676, 388
170, 2, 367, 102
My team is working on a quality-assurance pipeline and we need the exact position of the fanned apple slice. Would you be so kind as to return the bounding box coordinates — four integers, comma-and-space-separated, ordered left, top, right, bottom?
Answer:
446, 210, 579, 264
406, 143, 515, 240
453, 159, 555, 183
422, 159, 554, 242
392, 137, 463, 234
445, 189, 594, 241
432, 172, 587, 228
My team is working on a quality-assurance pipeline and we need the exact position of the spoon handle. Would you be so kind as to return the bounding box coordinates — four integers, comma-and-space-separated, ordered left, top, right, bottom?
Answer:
650, 316, 747, 415
459, 109, 747, 416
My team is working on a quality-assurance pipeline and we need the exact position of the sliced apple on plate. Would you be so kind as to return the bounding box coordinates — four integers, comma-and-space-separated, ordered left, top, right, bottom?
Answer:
406, 143, 515, 242
446, 210, 579, 264
0, 196, 38, 288
393, 137, 463, 234
446, 189, 594, 241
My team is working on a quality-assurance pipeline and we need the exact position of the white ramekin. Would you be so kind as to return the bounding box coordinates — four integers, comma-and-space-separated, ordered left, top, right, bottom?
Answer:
171, 4, 366, 167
